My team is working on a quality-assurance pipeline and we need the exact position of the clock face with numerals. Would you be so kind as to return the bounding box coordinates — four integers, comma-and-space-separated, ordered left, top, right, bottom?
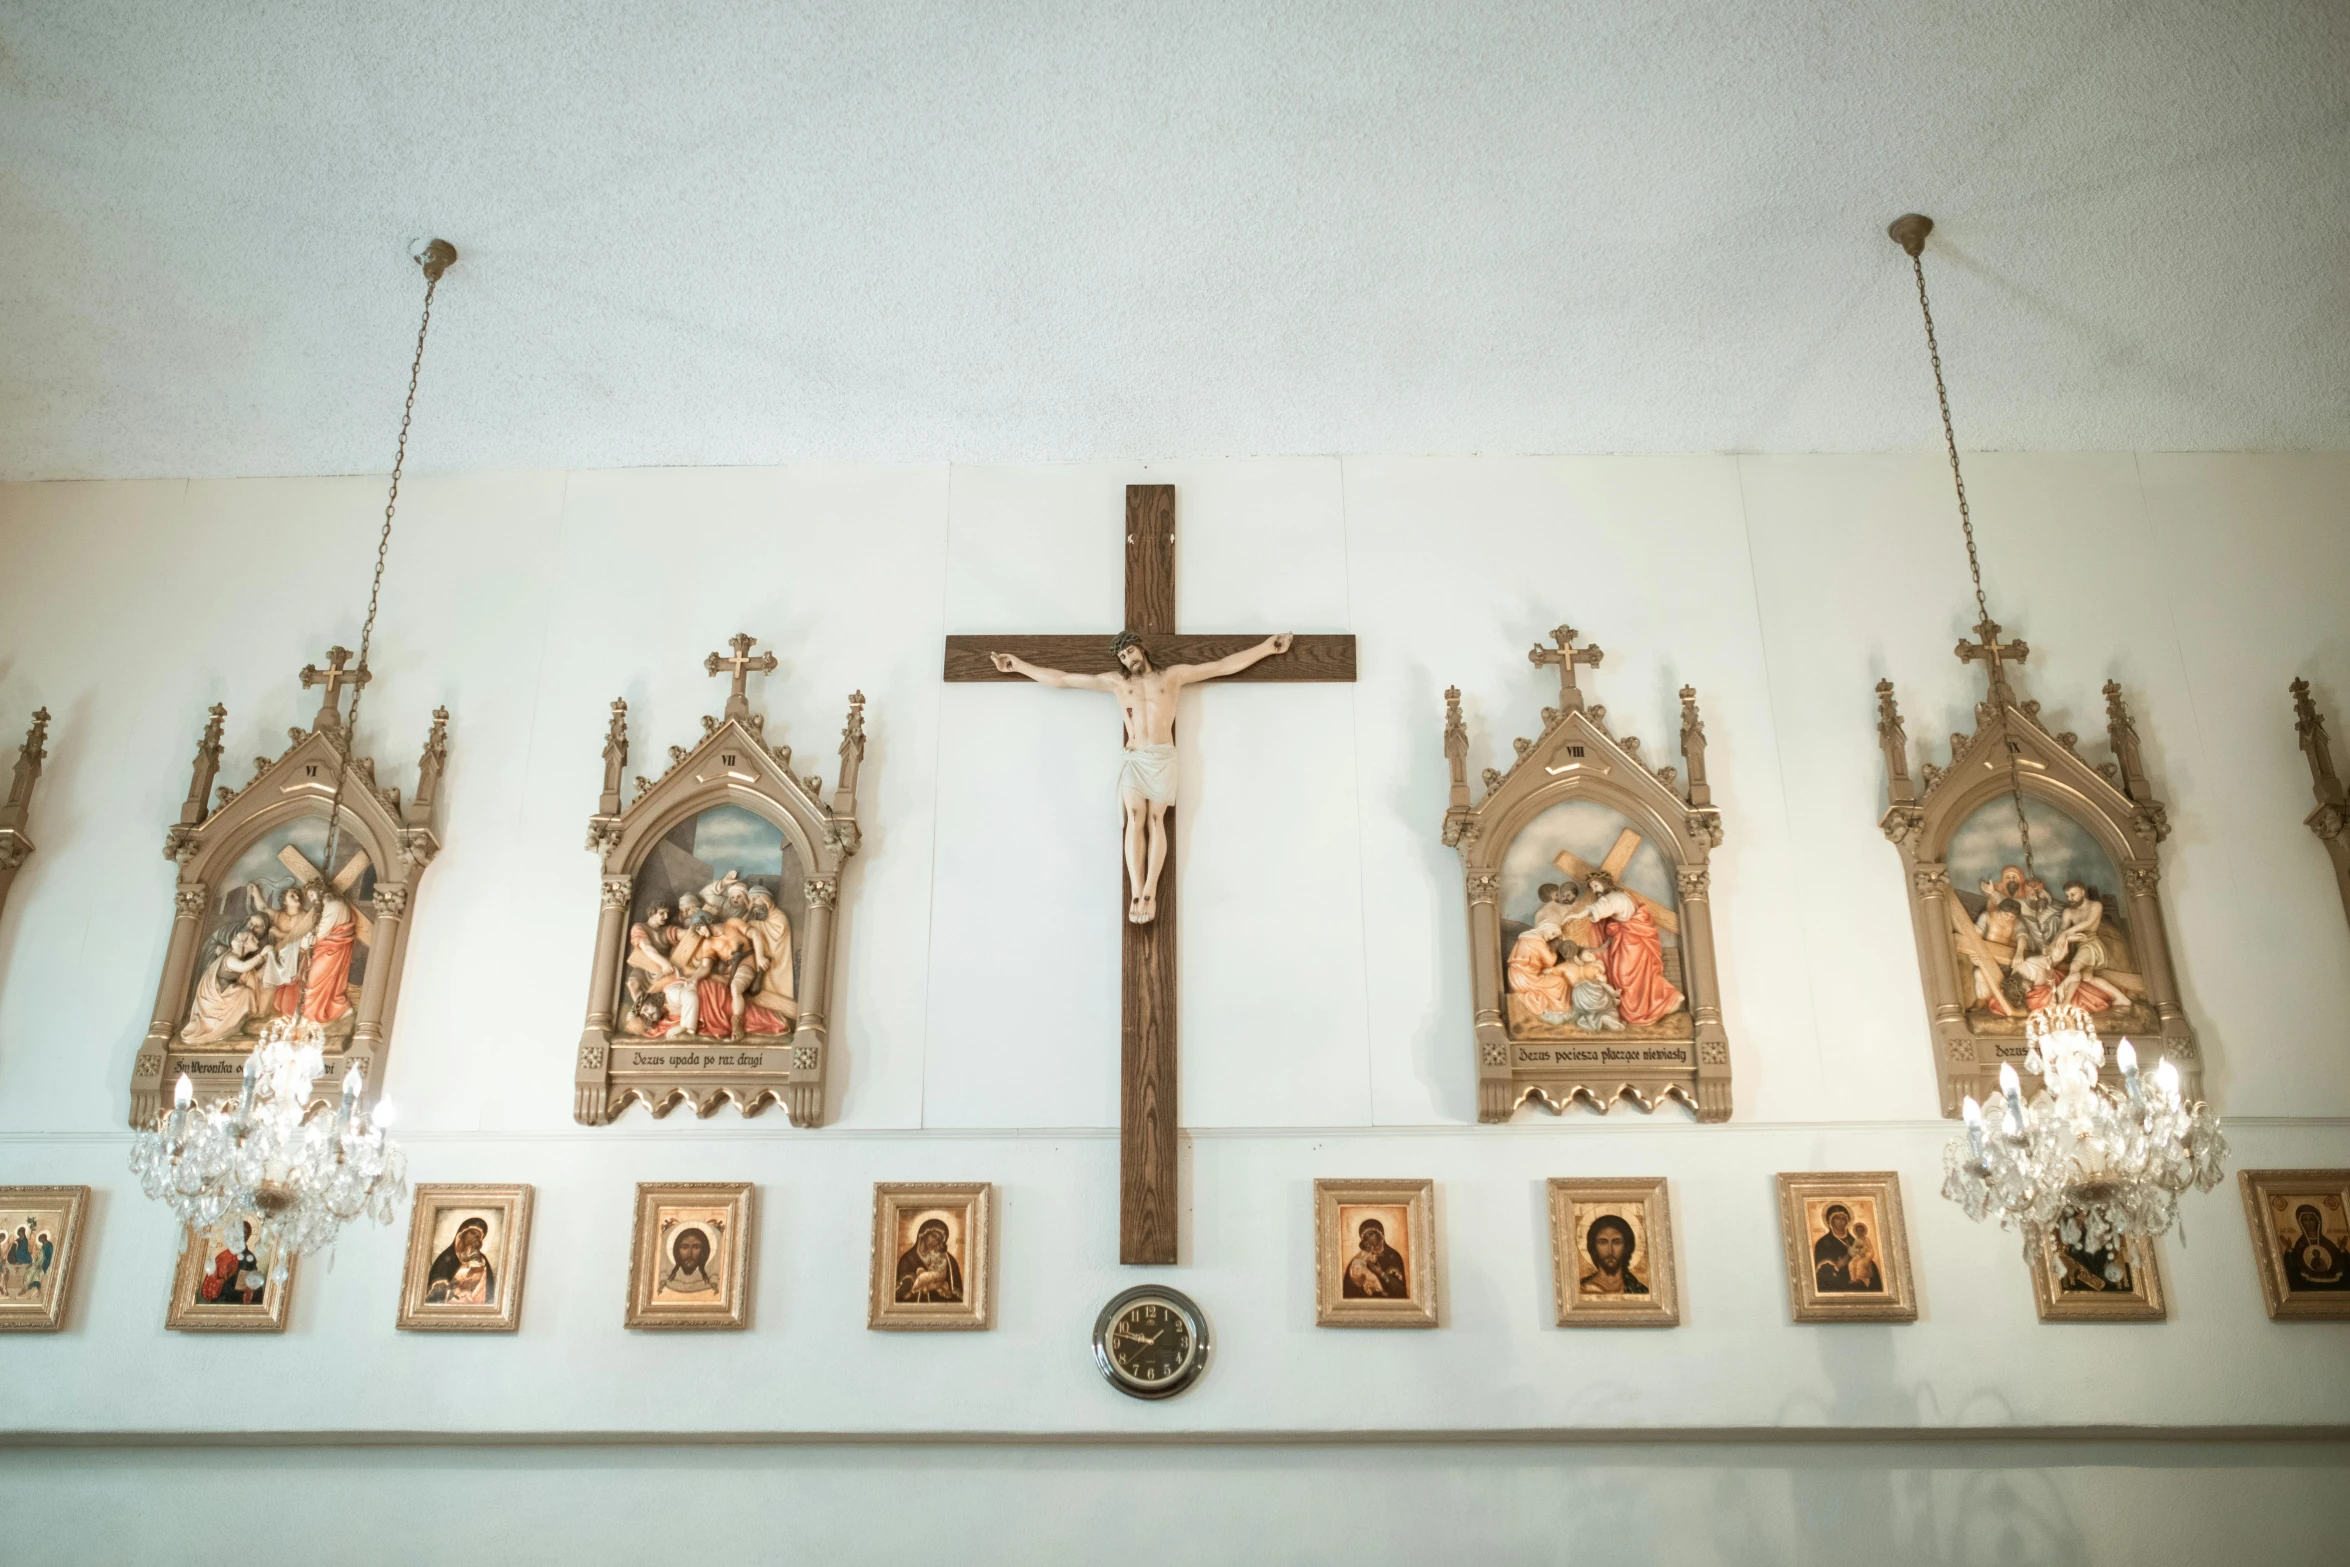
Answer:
1092, 1285, 1210, 1400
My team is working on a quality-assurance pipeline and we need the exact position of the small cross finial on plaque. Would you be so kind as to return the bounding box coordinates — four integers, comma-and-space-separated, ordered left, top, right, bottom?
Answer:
299, 646, 370, 732
1954, 617, 2029, 708
704, 633, 778, 721
1529, 625, 1604, 712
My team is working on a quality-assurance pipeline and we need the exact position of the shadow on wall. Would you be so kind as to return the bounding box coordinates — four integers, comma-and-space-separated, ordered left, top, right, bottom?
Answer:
9, 1437, 2346, 1566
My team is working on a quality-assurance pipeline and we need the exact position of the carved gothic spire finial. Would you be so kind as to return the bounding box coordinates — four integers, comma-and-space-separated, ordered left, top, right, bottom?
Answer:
833, 691, 867, 815
599, 698, 630, 817
2294, 677, 2345, 806
299, 646, 370, 734
705, 632, 778, 723
4, 708, 49, 819
181, 704, 227, 827
409, 706, 450, 825
1528, 624, 1603, 712
2103, 680, 2151, 803
1679, 686, 1710, 807
1876, 679, 1916, 805
1443, 686, 1471, 811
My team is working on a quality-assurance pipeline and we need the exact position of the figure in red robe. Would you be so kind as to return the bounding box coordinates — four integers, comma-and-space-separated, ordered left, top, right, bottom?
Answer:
199, 1224, 267, 1306
300, 891, 358, 1024
1581, 871, 1683, 1027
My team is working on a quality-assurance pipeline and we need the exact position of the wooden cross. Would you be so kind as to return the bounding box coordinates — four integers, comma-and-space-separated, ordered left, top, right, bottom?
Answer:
1955, 617, 2030, 709
277, 843, 375, 945
1552, 829, 1678, 935
706, 633, 779, 720
299, 647, 370, 732
943, 484, 1357, 1264
1529, 625, 1605, 712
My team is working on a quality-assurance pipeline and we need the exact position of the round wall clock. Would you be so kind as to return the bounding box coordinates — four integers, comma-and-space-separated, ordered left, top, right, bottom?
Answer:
1092, 1284, 1211, 1400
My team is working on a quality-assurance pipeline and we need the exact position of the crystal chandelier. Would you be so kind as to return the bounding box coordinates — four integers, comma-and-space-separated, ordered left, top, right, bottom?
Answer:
1942, 1004, 2226, 1269
130, 1018, 406, 1282
1886, 213, 2225, 1254
127, 238, 455, 1273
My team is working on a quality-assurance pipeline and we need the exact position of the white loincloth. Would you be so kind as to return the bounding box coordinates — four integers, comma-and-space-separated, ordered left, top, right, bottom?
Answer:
1117, 743, 1178, 804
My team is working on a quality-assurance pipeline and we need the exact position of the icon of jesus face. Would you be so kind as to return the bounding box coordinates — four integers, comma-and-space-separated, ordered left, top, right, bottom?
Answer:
1586, 1215, 1633, 1275
673, 1228, 709, 1274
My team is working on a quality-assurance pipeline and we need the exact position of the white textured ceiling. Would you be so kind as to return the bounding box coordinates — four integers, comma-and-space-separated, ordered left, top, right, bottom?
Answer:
2, 2, 2346, 481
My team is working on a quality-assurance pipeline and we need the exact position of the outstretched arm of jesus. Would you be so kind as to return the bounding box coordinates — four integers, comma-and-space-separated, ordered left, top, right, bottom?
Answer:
1167, 633, 1294, 687
989, 652, 1111, 690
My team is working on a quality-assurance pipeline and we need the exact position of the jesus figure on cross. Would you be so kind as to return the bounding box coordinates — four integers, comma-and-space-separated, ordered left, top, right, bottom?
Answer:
990, 630, 1293, 923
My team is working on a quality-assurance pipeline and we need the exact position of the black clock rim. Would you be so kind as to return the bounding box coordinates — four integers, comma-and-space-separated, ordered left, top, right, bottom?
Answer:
1091, 1284, 1211, 1401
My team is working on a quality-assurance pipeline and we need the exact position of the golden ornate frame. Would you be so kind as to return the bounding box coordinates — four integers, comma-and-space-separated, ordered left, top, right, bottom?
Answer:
1547, 1176, 1680, 1328
1314, 1178, 1438, 1329
166, 1224, 294, 1333
2239, 1168, 2350, 1322
0, 1184, 88, 1333
396, 1183, 534, 1333
1775, 1171, 1918, 1324
868, 1182, 992, 1332
2025, 1227, 2165, 1323
626, 1180, 754, 1331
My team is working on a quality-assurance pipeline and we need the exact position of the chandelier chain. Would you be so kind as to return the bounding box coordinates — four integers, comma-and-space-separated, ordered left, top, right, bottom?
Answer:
1907, 250, 2035, 883
323, 265, 441, 878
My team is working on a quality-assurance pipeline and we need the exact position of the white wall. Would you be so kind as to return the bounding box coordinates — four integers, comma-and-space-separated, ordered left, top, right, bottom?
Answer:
2, 455, 2346, 1554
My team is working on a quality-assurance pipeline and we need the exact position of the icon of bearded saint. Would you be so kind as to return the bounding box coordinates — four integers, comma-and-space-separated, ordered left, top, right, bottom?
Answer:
661, 1226, 718, 1295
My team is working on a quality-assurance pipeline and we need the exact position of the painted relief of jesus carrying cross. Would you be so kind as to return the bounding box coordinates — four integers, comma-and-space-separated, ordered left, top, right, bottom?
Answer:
989, 630, 1294, 923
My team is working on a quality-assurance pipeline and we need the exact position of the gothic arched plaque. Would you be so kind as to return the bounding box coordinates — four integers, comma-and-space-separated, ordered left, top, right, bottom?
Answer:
1442, 624, 1731, 1124
575, 634, 865, 1128
133, 651, 446, 1126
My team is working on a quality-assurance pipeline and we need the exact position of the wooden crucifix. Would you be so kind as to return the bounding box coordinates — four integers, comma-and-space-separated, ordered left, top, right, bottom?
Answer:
943, 484, 1357, 1263
1552, 828, 1678, 936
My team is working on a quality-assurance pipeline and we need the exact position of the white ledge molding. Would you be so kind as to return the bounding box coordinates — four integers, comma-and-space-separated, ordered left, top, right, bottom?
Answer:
5, 1425, 2347, 1450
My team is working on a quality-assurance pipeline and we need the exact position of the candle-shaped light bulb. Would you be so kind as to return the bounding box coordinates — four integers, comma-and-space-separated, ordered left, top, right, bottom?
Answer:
1961, 1095, 1986, 1167
2116, 1039, 2137, 1075
370, 1097, 396, 1131
335, 1064, 362, 1141
236, 1050, 259, 1118
168, 1073, 194, 1145
1997, 1061, 2026, 1137
2154, 1058, 2179, 1098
